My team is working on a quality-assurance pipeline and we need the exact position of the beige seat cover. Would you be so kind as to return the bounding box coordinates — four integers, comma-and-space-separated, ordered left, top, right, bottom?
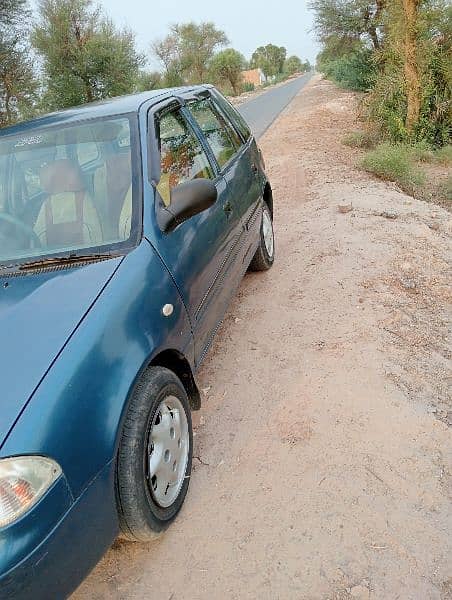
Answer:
35, 159, 102, 248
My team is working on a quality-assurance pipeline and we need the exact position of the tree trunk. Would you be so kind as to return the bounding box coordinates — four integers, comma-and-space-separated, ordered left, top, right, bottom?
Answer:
402, 0, 421, 134
368, 25, 380, 51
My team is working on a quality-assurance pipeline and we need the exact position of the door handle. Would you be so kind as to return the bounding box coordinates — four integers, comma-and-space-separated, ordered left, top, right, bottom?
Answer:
223, 201, 233, 217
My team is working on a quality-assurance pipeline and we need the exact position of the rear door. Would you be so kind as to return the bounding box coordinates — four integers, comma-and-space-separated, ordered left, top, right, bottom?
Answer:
148, 101, 241, 364
209, 89, 264, 265
185, 93, 261, 276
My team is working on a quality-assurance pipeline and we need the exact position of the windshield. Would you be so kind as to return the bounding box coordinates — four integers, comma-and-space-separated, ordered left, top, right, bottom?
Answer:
0, 115, 140, 267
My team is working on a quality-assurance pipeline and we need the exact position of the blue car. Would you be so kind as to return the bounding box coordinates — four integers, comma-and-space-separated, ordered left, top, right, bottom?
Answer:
0, 85, 274, 598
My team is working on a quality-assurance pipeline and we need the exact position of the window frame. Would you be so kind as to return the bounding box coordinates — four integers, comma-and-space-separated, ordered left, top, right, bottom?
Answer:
148, 97, 220, 228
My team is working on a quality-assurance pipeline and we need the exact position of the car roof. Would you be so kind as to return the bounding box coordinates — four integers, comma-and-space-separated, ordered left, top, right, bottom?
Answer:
0, 84, 214, 136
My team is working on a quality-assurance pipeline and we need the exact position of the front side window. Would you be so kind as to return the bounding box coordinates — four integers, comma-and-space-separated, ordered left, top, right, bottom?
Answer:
0, 116, 138, 267
156, 108, 213, 207
187, 99, 240, 169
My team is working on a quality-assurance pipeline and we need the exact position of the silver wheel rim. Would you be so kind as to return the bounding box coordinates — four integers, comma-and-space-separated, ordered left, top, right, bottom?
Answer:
147, 395, 189, 508
262, 208, 274, 258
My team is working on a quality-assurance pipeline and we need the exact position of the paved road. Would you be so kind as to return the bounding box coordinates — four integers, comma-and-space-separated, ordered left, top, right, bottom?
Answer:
237, 72, 313, 139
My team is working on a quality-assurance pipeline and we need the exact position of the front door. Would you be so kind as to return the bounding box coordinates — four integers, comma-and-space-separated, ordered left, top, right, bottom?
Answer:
148, 102, 240, 364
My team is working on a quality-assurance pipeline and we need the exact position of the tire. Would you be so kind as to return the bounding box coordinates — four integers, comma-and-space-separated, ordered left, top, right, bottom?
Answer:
249, 201, 275, 272
116, 366, 193, 542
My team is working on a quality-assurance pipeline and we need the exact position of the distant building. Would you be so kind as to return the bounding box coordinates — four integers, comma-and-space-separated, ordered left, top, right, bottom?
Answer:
241, 68, 266, 87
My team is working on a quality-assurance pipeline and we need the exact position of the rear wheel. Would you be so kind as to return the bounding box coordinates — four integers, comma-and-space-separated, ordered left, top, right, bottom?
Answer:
249, 201, 275, 271
116, 366, 193, 541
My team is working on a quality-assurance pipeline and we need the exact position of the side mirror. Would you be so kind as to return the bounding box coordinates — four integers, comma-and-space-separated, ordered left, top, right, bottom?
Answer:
159, 178, 218, 232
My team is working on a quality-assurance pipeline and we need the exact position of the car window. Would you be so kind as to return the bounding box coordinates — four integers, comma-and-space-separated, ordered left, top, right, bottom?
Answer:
157, 108, 214, 207
187, 99, 241, 169
0, 116, 138, 266
211, 90, 252, 142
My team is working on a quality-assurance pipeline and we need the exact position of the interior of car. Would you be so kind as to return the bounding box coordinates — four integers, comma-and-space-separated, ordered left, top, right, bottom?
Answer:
0, 117, 134, 262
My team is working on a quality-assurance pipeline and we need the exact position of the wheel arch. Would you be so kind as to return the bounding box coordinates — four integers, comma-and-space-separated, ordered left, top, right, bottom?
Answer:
263, 182, 273, 217
149, 349, 201, 411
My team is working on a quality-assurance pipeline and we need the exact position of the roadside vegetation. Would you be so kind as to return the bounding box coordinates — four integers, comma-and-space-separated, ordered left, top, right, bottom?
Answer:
309, 0, 451, 207
0, 0, 311, 128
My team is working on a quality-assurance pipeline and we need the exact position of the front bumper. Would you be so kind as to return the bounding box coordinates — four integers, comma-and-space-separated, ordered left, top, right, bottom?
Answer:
0, 461, 118, 599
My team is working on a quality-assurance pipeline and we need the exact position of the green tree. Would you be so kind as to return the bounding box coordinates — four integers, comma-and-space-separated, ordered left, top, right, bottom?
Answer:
309, 0, 385, 51
0, 0, 37, 126
250, 44, 287, 78
136, 70, 164, 92
369, 0, 451, 143
284, 55, 303, 74
153, 22, 228, 85
33, 0, 144, 110
209, 48, 245, 95
311, 0, 451, 145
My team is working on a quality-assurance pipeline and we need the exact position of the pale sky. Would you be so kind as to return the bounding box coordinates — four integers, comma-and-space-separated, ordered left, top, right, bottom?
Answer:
99, 0, 320, 69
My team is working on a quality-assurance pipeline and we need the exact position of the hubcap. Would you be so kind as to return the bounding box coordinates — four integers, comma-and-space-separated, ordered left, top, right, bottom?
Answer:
147, 396, 189, 508
262, 209, 274, 258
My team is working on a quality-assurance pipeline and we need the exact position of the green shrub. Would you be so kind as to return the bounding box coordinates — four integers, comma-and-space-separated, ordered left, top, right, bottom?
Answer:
320, 48, 377, 92
342, 130, 378, 149
409, 141, 435, 162
360, 143, 426, 191
242, 82, 255, 93
433, 145, 452, 165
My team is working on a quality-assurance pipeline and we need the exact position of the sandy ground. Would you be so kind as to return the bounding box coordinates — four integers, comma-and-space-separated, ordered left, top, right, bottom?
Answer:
73, 76, 451, 600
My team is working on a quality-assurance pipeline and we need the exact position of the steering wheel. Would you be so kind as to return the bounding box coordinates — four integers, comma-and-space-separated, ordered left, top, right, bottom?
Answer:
0, 212, 42, 248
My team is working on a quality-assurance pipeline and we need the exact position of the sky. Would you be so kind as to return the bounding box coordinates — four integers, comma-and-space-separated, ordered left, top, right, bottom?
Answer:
99, 0, 320, 70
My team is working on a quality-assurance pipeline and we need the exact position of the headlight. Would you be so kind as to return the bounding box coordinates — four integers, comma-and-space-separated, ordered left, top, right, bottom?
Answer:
0, 456, 62, 528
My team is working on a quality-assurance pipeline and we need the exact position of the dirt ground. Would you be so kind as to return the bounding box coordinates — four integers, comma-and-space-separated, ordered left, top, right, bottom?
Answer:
73, 76, 452, 600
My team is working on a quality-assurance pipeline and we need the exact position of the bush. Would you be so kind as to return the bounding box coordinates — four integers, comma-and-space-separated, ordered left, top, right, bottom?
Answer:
320, 48, 377, 92
360, 143, 426, 191
434, 145, 452, 165
342, 130, 379, 149
367, 8, 451, 147
242, 82, 255, 92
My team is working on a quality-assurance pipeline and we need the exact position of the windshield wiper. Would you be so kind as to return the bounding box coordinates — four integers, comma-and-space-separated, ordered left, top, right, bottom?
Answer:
18, 252, 121, 271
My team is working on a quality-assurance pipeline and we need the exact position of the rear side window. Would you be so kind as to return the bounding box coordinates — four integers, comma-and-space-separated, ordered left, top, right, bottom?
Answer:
211, 90, 252, 142
156, 107, 214, 207
187, 99, 241, 169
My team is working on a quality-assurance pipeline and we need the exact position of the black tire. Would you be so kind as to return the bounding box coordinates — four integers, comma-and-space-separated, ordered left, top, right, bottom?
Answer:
116, 366, 193, 542
249, 201, 275, 272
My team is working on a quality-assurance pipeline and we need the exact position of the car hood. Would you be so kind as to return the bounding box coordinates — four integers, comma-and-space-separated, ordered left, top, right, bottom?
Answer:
0, 257, 122, 447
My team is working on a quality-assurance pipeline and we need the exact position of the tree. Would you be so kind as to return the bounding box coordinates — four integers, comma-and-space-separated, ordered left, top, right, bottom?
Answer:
308, 0, 386, 51
152, 22, 228, 85
370, 0, 451, 142
0, 0, 37, 127
284, 55, 303, 74
209, 48, 245, 95
311, 0, 451, 144
136, 70, 163, 92
33, 0, 144, 110
401, 0, 421, 132
250, 44, 287, 78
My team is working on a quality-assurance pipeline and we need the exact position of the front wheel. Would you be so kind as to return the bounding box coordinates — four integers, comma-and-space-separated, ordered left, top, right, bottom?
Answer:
116, 366, 193, 542
249, 201, 275, 271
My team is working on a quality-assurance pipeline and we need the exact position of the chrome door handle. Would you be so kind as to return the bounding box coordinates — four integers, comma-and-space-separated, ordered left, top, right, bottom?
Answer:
223, 201, 233, 217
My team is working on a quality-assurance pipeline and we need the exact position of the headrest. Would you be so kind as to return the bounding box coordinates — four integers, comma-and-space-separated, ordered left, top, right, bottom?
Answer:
40, 159, 85, 194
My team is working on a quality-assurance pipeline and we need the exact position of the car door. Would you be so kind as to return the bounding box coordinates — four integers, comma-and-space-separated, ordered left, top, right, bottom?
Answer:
148, 100, 241, 365
184, 96, 251, 277
209, 89, 264, 253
